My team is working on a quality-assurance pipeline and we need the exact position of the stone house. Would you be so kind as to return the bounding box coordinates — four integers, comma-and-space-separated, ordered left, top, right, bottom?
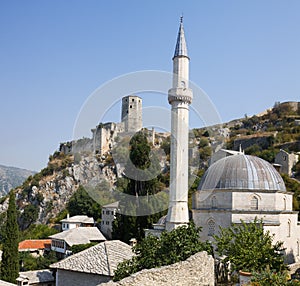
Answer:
49, 227, 106, 258
50, 240, 134, 286
18, 240, 51, 257
100, 201, 119, 239
16, 270, 54, 286
60, 214, 94, 231
274, 149, 299, 176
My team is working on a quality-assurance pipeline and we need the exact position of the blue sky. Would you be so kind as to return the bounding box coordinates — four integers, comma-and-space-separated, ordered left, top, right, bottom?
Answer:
0, 1, 299, 171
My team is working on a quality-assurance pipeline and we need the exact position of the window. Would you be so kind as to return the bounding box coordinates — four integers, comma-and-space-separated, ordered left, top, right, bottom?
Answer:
130, 105, 132, 108
251, 196, 258, 210
211, 196, 217, 209
288, 220, 291, 237
297, 241, 299, 256
102, 210, 105, 214
132, 98, 134, 102
106, 210, 110, 215
283, 198, 287, 211
106, 221, 110, 225
208, 219, 215, 236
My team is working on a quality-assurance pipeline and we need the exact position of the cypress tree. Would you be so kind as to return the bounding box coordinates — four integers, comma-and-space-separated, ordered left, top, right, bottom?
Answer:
1, 191, 19, 283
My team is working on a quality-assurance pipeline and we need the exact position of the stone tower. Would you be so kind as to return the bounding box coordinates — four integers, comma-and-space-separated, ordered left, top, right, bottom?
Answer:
121, 95, 143, 133
166, 17, 193, 231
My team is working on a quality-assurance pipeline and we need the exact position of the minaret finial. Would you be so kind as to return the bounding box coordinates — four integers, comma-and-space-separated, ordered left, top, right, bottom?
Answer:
180, 14, 183, 23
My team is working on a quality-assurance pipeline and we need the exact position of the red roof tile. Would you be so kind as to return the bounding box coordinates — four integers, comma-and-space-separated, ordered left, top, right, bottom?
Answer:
19, 239, 52, 250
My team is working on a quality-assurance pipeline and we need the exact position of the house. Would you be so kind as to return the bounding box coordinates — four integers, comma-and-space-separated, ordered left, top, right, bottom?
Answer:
16, 270, 54, 286
209, 148, 243, 165
193, 154, 300, 264
60, 214, 94, 231
49, 227, 106, 258
100, 201, 119, 238
18, 240, 51, 257
274, 149, 299, 176
50, 240, 134, 286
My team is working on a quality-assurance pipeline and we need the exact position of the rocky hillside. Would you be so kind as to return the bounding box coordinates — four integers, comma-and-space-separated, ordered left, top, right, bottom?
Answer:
0, 101, 299, 230
0, 165, 35, 197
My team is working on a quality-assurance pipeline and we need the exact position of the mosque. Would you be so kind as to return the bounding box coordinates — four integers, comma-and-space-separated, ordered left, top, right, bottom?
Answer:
156, 18, 300, 264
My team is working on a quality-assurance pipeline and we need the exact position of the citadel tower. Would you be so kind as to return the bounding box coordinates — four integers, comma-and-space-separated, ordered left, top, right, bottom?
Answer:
121, 95, 142, 133
166, 17, 193, 231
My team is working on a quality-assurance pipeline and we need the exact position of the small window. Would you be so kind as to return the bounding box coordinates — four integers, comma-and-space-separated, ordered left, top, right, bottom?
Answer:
283, 198, 287, 211
132, 98, 134, 102
130, 105, 132, 108
297, 241, 299, 256
208, 220, 215, 236
251, 197, 258, 210
106, 221, 109, 225
288, 220, 291, 237
211, 196, 217, 209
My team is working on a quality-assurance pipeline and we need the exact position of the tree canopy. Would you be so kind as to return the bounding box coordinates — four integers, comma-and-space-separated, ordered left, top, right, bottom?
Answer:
214, 218, 286, 273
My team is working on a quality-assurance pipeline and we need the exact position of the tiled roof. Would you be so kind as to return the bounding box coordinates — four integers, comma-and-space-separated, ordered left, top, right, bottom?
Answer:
50, 240, 134, 276
17, 269, 54, 284
0, 280, 16, 286
49, 227, 106, 246
19, 239, 52, 250
60, 215, 94, 224
102, 201, 119, 209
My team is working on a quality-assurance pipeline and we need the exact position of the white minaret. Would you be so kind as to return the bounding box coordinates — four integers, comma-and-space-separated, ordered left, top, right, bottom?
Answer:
166, 17, 193, 231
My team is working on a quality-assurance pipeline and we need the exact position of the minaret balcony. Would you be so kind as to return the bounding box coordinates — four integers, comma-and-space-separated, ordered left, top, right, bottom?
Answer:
168, 88, 193, 104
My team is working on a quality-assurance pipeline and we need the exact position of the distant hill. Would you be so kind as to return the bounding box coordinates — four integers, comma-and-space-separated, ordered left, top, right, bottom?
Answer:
0, 165, 35, 197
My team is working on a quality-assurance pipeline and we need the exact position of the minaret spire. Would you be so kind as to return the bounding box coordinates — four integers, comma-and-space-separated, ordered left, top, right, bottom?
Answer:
173, 16, 188, 59
166, 18, 193, 231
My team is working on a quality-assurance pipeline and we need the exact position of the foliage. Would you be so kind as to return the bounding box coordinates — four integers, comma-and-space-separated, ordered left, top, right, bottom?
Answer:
0, 192, 19, 283
214, 218, 286, 273
281, 174, 300, 212
67, 185, 102, 221
19, 251, 58, 271
113, 131, 167, 242
18, 204, 39, 231
250, 268, 300, 286
20, 224, 59, 240
70, 242, 98, 254
113, 222, 212, 281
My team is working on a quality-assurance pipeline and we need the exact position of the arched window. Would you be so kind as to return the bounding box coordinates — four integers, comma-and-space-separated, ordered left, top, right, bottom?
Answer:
297, 241, 299, 256
288, 220, 291, 237
283, 197, 287, 211
208, 219, 215, 237
212, 196, 217, 209
250, 196, 259, 210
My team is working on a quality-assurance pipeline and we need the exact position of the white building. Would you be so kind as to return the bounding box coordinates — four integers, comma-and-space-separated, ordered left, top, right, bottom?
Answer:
49, 227, 106, 257
100, 201, 119, 239
193, 154, 300, 263
60, 215, 94, 231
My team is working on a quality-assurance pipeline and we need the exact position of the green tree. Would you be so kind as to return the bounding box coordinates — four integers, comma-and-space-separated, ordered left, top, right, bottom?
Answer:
113, 131, 166, 242
1, 192, 19, 283
18, 204, 39, 231
214, 218, 286, 273
113, 222, 212, 281
67, 185, 102, 221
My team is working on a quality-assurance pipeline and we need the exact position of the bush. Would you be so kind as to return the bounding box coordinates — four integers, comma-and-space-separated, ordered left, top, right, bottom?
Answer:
113, 222, 212, 281
214, 218, 286, 274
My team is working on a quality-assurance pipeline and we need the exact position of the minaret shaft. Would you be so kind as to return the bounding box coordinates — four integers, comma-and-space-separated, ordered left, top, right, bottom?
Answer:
166, 19, 193, 231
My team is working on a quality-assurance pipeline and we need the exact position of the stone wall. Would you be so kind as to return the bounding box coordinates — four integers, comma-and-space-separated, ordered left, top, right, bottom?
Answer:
56, 269, 111, 286
103, 251, 214, 286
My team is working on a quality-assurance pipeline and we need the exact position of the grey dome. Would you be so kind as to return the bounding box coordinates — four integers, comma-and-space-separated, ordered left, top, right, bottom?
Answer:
199, 154, 286, 192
